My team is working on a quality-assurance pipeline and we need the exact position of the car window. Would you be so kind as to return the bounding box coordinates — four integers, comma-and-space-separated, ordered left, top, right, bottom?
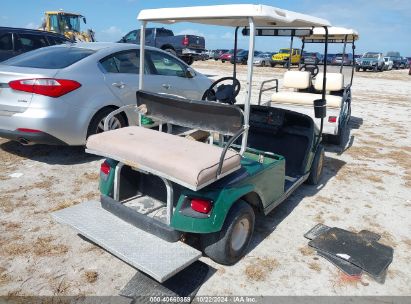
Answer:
124, 31, 137, 42
100, 50, 142, 74
0, 33, 13, 50
147, 50, 186, 77
156, 29, 173, 37
2, 46, 95, 69
16, 33, 48, 51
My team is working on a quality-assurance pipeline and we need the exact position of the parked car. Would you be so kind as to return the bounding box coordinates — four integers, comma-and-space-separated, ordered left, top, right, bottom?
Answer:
0, 42, 212, 146
385, 52, 404, 69
219, 49, 242, 63
230, 50, 261, 64
383, 57, 393, 70
271, 48, 301, 67
326, 53, 337, 64
400, 57, 410, 69
356, 52, 384, 72
253, 52, 275, 66
301, 52, 323, 65
0, 26, 72, 62
118, 27, 205, 65
213, 49, 228, 61
354, 54, 362, 65
332, 53, 353, 66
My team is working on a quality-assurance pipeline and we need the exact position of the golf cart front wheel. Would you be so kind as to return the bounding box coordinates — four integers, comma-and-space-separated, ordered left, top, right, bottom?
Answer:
307, 144, 325, 185
200, 200, 255, 265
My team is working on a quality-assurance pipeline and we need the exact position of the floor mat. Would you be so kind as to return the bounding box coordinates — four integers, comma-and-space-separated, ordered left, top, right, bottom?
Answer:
308, 227, 393, 281
120, 261, 212, 303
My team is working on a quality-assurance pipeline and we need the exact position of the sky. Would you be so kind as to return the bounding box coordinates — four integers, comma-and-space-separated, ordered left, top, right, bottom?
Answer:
1, 0, 410, 56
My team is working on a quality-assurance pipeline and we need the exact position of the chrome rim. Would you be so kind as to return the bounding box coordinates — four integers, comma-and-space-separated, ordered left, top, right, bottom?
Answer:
97, 116, 121, 133
231, 218, 250, 251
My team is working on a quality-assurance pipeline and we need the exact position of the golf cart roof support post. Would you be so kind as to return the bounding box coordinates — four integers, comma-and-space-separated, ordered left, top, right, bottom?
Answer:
350, 40, 355, 86
288, 34, 294, 70
138, 21, 147, 127
300, 37, 305, 69
340, 34, 348, 73
240, 17, 255, 155
321, 26, 329, 102
233, 26, 239, 80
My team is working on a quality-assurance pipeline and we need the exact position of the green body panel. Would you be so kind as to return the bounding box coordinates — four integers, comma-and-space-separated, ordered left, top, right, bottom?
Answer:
99, 159, 118, 197
171, 151, 285, 233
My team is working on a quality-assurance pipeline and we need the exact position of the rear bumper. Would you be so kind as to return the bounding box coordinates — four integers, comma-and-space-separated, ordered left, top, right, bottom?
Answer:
0, 129, 67, 145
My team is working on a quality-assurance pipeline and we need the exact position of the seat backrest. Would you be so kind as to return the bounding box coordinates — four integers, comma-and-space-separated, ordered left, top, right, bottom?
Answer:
314, 73, 344, 91
283, 71, 311, 90
136, 90, 243, 136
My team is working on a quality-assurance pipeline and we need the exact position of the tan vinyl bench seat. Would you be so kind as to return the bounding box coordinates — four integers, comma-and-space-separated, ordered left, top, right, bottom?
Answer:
86, 126, 241, 191
271, 91, 343, 108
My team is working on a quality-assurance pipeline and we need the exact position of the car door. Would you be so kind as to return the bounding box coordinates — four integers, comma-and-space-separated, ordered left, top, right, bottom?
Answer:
145, 49, 207, 99
100, 49, 158, 106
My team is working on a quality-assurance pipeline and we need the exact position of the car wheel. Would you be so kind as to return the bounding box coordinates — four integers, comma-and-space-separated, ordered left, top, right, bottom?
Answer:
221, 60, 225, 63
306, 144, 325, 185
183, 56, 194, 65
200, 200, 255, 265
271, 63, 275, 67
164, 48, 177, 57
355, 66, 360, 72
87, 108, 127, 138
261, 61, 266, 67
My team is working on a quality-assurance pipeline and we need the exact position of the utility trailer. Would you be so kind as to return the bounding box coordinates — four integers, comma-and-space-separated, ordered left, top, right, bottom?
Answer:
53, 4, 332, 283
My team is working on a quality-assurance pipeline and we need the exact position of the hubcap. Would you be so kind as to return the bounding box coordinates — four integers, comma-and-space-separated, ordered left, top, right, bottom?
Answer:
97, 116, 121, 133
231, 218, 250, 251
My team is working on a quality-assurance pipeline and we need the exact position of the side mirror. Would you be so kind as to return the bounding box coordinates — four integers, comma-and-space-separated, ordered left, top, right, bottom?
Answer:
83, 17, 87, 24
314, 99, 326, 119
186, 67, 196, 78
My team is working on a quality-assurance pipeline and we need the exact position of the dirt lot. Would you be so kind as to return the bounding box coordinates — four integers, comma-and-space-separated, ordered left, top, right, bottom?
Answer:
0, 60, 410, 296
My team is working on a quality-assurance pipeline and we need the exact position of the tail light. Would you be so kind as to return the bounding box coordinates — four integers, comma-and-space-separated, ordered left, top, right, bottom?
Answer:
9, 78, 81, 98
16, 128, 41, 133
100, 161, 111, 176
182, 36, 189, 46
190, 198, 212, 214
328, 116, 337, 123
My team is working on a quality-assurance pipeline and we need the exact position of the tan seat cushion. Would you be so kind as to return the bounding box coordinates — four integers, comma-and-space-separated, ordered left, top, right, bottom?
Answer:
271, 91, 342, 108
283, 71, 311, 89
86, 127, 241, 190
314, 73, 344, 91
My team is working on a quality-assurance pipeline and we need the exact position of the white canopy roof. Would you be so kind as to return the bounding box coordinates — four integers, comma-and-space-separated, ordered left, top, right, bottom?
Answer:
137, 4, 331, 28
303, 27, 359, 42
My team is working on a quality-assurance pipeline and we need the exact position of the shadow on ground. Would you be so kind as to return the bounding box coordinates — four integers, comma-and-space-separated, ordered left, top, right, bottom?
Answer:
247, 155, 346, 254
0, 140, 100, 165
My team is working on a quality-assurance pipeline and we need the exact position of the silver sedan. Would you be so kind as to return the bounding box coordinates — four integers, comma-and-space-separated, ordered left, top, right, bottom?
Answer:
0, 42, 212, 145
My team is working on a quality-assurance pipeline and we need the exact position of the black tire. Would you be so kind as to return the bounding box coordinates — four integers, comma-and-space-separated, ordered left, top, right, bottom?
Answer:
182, 56, 194, 65
271, 63, 275, 67
87, 108, 127, 138
261, 61, 266, 67
221, 60, 225, 63
200, 200, 255, 265
373, 65, 378, 72
355, 67, 360, 72
306, 144, 325, 185
164, 48, 177, 57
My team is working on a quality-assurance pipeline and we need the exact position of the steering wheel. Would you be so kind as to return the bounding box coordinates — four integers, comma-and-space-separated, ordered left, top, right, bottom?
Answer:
202, 77, 241, 105
299, 64, 319, 77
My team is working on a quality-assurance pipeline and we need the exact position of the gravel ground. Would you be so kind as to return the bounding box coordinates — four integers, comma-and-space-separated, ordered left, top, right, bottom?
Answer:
0, 60, 410, 296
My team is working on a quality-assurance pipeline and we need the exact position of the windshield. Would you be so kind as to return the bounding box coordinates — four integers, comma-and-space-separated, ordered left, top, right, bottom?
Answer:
279, 49, 290, 54
363, 53, 379, 59
2, 46, 94, 69
59, 14, 81, 32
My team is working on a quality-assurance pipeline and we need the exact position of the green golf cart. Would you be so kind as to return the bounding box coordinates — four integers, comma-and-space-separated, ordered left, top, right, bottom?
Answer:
53, 4, 332, 283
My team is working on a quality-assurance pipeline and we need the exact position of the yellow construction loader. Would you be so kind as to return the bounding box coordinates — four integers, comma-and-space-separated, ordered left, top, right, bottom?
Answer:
40, 10, 95, 42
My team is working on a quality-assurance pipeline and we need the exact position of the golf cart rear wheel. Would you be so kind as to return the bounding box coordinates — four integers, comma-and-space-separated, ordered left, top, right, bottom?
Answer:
200, 200, 255, 265
307, 144, 324, 185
